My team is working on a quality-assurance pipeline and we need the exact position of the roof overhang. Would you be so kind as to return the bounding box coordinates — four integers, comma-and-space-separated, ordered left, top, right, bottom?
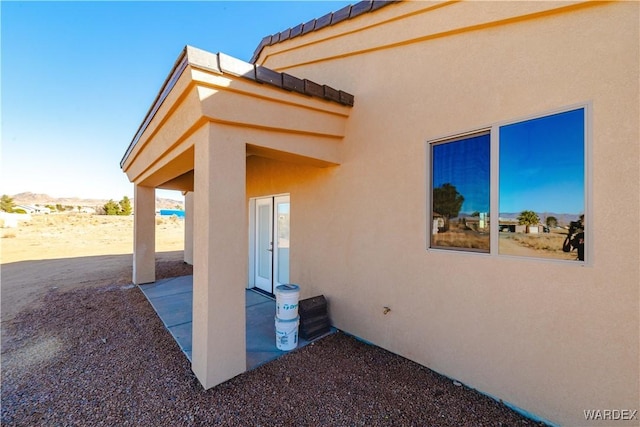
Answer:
120, 46, 354, 191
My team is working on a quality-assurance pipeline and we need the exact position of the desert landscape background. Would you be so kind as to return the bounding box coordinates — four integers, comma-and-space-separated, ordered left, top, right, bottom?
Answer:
8, 192, 184, 211
1, 209, 188, 321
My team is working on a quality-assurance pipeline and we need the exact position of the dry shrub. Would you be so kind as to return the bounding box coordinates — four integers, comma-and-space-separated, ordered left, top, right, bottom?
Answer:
156, 215, 182, 227
2, 231, 17, 239
507, 232, 567, 252
432, 229, 490, 250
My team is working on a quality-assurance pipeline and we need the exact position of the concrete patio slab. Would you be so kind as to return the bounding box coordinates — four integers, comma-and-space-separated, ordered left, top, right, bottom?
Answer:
148, 291, 192, 326
141, 275, 192, 298
168, 321, 192, 353
139, 276, 334, 370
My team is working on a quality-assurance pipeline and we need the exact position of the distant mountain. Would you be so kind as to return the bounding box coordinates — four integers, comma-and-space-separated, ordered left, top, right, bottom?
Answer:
497, 212, 581, 226
155, 197, 185, 210
454, 211, 581, 226
10, 192, 183, 210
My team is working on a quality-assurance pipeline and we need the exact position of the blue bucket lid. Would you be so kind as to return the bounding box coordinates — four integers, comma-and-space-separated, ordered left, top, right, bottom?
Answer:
276, 284, 299, 293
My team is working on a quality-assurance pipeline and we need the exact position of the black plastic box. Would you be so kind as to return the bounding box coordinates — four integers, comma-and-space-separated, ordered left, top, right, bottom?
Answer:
299, 295, 330, 340
300, 313, 330, 340
299, 295, 327, 318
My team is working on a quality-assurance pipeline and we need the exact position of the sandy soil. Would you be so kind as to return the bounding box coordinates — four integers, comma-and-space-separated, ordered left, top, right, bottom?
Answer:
1, 213, 546, 426
498, 233, 578, 260
1, 214, 188, 321
1, 213, 185, 264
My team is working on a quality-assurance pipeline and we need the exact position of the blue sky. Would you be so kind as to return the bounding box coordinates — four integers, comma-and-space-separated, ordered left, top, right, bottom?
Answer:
432, 108, 585, 217
1, 1, 352, 201
432, 133, 490, 215
499, 108, 584, 214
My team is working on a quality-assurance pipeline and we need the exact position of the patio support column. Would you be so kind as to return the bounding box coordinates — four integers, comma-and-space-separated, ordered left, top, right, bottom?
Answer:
192, 124, 247, 389
133, 184, 156, 284
184, 191, 194, 265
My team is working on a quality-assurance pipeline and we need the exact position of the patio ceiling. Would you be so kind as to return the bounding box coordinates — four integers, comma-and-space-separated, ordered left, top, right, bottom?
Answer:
120, 46, 354, 191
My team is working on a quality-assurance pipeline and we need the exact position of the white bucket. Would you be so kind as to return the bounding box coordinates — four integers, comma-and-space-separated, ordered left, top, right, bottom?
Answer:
275, 284, 300, 320
275, 316, 299, 351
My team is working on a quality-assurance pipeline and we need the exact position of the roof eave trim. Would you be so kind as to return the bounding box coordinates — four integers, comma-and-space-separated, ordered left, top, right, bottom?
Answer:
121, 46, 355, 168
249, 0, 399, 64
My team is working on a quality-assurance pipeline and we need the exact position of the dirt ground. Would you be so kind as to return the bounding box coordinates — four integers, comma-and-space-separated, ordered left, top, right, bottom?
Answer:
1, 213, 189, 322
1, 213, 546, 426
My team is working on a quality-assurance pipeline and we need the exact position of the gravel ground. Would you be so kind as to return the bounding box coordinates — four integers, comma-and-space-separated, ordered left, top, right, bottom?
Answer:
2, 262, 545, 426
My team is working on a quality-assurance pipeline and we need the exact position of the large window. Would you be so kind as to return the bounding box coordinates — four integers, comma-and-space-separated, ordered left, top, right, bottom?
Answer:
429, 105, 588, 263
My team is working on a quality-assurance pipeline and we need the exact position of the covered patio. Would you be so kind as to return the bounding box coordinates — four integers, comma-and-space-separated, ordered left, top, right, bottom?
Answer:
138, 276, 332, 369
121, 46, 353, 389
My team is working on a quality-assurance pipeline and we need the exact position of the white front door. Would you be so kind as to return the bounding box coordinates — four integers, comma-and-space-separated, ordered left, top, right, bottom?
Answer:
253, 195, 290, 294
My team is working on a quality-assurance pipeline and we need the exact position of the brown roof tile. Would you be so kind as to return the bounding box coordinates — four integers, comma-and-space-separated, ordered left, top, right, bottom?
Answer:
330, 4, 353, 25
350, 1, 373, 17
339, 91, 355, 107
215, 51, 354, 107
250, 0, 398, 64
371, 0, 393, 12
255, 65, 283, 88
290, 23, 304, 38
314, 12, 333, 31
302, 19, 317, 35
279, 28, 292, 42
323, 85, 341, 103
304, 79, 324, 98
282, 73, 305, 94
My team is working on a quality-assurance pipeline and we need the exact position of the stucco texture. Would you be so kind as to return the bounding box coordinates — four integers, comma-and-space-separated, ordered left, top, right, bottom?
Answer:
250, 2, 639, 425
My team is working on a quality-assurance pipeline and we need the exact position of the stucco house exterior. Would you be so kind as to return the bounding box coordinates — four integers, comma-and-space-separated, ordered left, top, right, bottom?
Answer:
121, 1, 639, 425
